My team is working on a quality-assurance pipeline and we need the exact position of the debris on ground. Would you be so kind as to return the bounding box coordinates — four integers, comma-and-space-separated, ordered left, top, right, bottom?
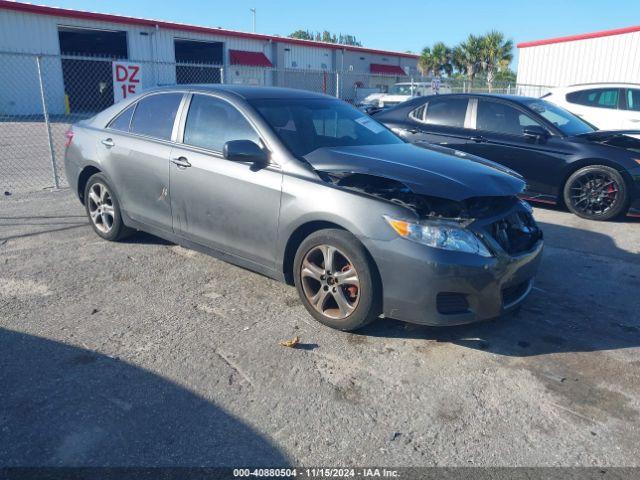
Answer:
279, 336, 300, 348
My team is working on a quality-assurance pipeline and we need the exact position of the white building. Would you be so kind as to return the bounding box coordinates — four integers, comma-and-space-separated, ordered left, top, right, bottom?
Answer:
0, 1, 418, 115
516, 25, 640, 87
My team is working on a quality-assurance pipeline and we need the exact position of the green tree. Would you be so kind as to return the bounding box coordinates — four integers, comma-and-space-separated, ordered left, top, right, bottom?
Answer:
418, 42, 452, 77
479, 31, 514, 92
453, 34, 483, 88
288, 30, 361, 46
288, 29, 314, 41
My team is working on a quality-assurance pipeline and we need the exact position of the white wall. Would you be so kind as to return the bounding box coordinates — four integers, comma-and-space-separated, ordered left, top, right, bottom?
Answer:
517, 31, 640, 87
0, 8, 416, 114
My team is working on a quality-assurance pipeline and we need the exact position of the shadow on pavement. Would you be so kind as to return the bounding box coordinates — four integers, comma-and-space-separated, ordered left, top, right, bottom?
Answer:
0, 328, 289, 467
357, 221, 640, 357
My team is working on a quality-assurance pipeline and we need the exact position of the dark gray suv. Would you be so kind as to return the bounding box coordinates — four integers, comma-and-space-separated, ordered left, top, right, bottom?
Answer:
64, 85, 543, 331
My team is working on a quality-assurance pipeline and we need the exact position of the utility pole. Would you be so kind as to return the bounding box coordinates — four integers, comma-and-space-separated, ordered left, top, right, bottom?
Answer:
250, 8, 256, 33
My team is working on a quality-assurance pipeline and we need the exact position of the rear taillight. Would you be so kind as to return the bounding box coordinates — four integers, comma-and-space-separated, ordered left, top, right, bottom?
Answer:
64, 129, 74, 148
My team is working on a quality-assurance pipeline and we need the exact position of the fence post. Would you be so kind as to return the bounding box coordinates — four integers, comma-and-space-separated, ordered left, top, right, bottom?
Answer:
220, 66, 225, 84
36, 55, 59, 190
335, 71, 340, 99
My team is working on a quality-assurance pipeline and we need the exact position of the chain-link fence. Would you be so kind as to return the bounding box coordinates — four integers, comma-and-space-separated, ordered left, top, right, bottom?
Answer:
0, 51, 553, 194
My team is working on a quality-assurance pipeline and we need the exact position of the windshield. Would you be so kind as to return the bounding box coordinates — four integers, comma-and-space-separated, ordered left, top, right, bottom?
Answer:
249, 98, 403, 157
522, 99, 595, 136
388, 84, 414, 95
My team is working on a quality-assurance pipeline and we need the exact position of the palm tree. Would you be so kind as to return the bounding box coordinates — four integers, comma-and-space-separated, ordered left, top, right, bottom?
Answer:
480, 31, 514, 92
431, 42, 452, 76
455, 34, 483, 89
418, 42, 452, 77
417, 46, 437, 77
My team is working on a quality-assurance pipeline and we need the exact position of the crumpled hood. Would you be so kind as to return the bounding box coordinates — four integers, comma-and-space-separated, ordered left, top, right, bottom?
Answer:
304, 143, 525, 202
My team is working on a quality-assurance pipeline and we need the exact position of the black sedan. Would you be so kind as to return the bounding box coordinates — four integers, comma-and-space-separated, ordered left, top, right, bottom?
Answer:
373, 94, 640, 221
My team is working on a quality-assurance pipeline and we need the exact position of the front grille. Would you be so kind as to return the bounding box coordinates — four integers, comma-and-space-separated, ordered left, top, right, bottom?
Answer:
502, 281, 530, 306
436, 292, 470, 315
489, 210, 541, 255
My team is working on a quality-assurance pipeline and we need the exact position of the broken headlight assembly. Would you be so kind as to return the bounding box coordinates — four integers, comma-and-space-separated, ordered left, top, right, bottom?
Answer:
384, 216, 492, 257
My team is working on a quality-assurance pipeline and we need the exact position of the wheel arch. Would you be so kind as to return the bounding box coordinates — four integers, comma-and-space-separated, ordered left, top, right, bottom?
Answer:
281, 220, 382, 293
559, 158, 631, 205
77, 165, 102, 205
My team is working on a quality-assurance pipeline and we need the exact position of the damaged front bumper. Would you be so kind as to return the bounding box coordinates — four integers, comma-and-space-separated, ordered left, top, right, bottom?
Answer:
366, 205, 544, 326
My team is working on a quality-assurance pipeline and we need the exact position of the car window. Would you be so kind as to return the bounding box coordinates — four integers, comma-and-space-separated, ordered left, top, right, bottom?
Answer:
250, 98, 402, 157
522, 99, 595, 136
626, 89, 640, 112
130, 93, 183, 140
108, 104, 135, 132
424, 97, 468, 128
183, 94, 261, 152
566, 88, 619, 109
476, 99, 542, 135
408, 103, 426, 122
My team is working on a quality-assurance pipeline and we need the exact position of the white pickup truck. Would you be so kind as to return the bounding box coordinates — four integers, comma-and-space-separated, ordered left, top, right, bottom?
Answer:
359, 81, 452, 112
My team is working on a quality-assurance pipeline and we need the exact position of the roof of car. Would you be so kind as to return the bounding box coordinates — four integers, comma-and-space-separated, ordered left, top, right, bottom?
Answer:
413, 93, 538, 103
150, 84, 333, 100
552, 83, 640, 89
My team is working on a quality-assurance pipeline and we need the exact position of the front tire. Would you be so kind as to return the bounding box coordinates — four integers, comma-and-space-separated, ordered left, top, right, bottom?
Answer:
563, 165, 629, 221
84, 173, 132, 241
293, 229, 381, 331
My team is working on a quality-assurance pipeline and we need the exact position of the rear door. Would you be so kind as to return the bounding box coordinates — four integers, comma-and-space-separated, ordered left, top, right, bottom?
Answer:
398, 96, 474, 151
100, 92, 185, 231
621, 88, 640, 129
565, 88, 623, 129
169, 93, 282, 269
462, 97, 569, 197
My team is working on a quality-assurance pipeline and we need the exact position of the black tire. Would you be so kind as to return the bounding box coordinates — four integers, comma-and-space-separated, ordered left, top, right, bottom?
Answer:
563, 165, 629, 221
84, 173, 133, 241
293, 229, 381, 331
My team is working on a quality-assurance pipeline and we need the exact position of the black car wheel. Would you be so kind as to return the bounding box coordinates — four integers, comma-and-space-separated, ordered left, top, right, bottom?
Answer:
293, 229, 381, 331
84, 173, 133, 241
563, 165, 629, 221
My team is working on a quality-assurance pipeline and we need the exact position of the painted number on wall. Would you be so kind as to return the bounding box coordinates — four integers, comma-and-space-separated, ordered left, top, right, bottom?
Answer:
112, 62, 142, 102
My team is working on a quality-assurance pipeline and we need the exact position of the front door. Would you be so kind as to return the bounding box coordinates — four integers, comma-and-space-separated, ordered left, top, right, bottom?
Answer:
461, 98, 571, 198
169, 93, 282, 269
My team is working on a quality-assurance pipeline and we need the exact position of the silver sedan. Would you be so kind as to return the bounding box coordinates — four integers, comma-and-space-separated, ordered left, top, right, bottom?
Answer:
64, 85, 543, 331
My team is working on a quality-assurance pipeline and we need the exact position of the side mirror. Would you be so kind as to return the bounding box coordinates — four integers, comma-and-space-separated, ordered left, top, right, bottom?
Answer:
223, 140, 268, 165
522, 125, 550, 142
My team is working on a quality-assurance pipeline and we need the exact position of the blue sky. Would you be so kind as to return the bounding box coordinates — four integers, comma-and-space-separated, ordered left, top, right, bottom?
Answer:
35, 0, 640, 66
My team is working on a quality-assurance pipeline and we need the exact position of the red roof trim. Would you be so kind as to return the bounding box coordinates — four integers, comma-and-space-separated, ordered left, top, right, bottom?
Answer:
229, 49, 272, 67
518, 25, 640, 48
0, 0, 419, 59
370, 63, 407, 75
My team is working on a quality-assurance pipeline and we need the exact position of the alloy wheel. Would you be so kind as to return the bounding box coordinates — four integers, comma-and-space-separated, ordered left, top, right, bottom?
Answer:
300, 244, 360, 320
87, 182, 115, 234
569, 171, 619, 217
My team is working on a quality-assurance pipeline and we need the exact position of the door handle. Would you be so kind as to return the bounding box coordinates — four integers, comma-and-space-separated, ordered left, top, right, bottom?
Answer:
470, 135, 486, 143
171, 156, 191, 168
101, 138, 115, 148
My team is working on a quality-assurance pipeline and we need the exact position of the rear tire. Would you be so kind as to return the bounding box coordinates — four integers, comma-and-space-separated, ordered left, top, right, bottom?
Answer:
84, 173, 132, 241
563, 165, 629, 221
293, 229, 381, 331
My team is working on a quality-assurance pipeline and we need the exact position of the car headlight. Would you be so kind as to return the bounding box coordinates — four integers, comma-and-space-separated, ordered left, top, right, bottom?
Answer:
383, 216, 492, 257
